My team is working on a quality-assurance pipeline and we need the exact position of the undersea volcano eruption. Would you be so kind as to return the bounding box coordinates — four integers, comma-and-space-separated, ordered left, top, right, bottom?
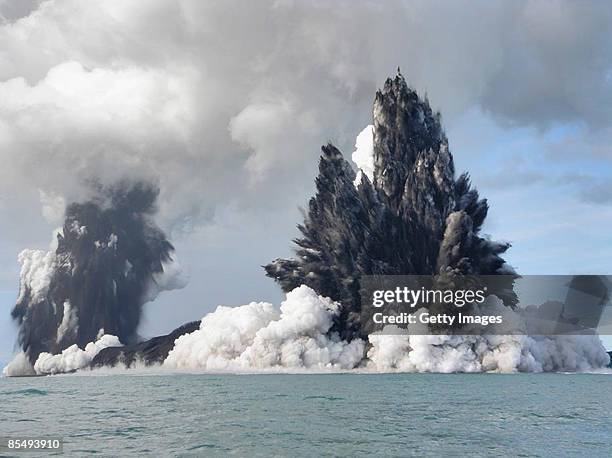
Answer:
265, 72, 517, 339
10, 182, 186, 368
4, 73, 609, 375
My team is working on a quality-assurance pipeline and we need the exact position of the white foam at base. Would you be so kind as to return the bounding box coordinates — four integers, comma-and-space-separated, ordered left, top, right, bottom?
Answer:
2, 352, 35, 377
164, 285, 365, 371
33, 334, 122, 375
8, 285, 608, 376
166, 286, 610, 374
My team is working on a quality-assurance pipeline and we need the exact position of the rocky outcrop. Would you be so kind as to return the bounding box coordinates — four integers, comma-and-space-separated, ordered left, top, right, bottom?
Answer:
91, 321, 200, 368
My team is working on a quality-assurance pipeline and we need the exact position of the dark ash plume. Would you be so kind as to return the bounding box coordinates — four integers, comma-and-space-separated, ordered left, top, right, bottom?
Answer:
11, 182, 185, 363
265, 72, 517, 339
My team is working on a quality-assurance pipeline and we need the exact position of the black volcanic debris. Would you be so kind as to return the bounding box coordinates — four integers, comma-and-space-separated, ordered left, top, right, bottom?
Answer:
265, 73, 516, 339
91, 321, 200, 368
11, 182, 176, 363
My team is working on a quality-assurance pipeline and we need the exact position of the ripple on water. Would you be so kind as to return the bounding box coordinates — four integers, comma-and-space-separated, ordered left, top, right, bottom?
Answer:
2, 388, 48, 396
302, 395, 344, 401
2, 373, 612, 457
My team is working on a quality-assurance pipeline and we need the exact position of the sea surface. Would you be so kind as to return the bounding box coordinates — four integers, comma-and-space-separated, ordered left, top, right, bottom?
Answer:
1, 372, 611, 457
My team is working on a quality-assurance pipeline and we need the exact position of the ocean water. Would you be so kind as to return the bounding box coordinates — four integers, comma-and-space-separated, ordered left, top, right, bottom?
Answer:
1, 373, 611, 457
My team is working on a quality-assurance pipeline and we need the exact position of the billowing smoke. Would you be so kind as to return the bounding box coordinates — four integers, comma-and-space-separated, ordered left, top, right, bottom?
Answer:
265, 73, 516, 340
366, 298, 610, 373
164, 285, 364, 371
366, 333, 609, 373
32, 334, 122, 376
9, 181, 187, 369
163, 285, 609, 373
3, 333, 122, 377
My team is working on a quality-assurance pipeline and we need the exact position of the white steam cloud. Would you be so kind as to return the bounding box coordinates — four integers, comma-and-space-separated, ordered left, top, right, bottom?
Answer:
2, 351, 35, 377
363, 296, 610, 373
164, 286, 365, 371
367, 334, 609, 373
143, 257, 190, 303
17, 249, 56, 305
56, 300, 78, 343
351, 124, 374, 185
164, 286, 610, 372
164, 286, 609, 374
2, 334, 122, 376
32, 334, 122, 375
7, 285, 609, 376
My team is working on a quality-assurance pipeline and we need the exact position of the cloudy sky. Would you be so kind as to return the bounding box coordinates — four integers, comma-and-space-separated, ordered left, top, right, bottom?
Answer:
1, 0, 612, 362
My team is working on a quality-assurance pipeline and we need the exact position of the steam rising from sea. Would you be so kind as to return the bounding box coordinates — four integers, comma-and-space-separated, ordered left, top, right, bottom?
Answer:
3, 75, 610, 377
163, 286, 610, 374
5, 284, 608, 376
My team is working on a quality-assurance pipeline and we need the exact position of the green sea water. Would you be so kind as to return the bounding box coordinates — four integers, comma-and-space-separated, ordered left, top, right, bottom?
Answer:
1, 372, 611, 457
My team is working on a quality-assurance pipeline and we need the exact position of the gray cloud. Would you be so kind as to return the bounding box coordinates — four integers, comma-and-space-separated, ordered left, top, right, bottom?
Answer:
578, 182, 612, 206
0, 0, 41, 22
479, 1, 612, 129
0, 1, 610, 230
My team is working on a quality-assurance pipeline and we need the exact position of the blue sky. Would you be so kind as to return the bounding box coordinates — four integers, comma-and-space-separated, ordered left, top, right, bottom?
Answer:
449, 109, 612, 276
